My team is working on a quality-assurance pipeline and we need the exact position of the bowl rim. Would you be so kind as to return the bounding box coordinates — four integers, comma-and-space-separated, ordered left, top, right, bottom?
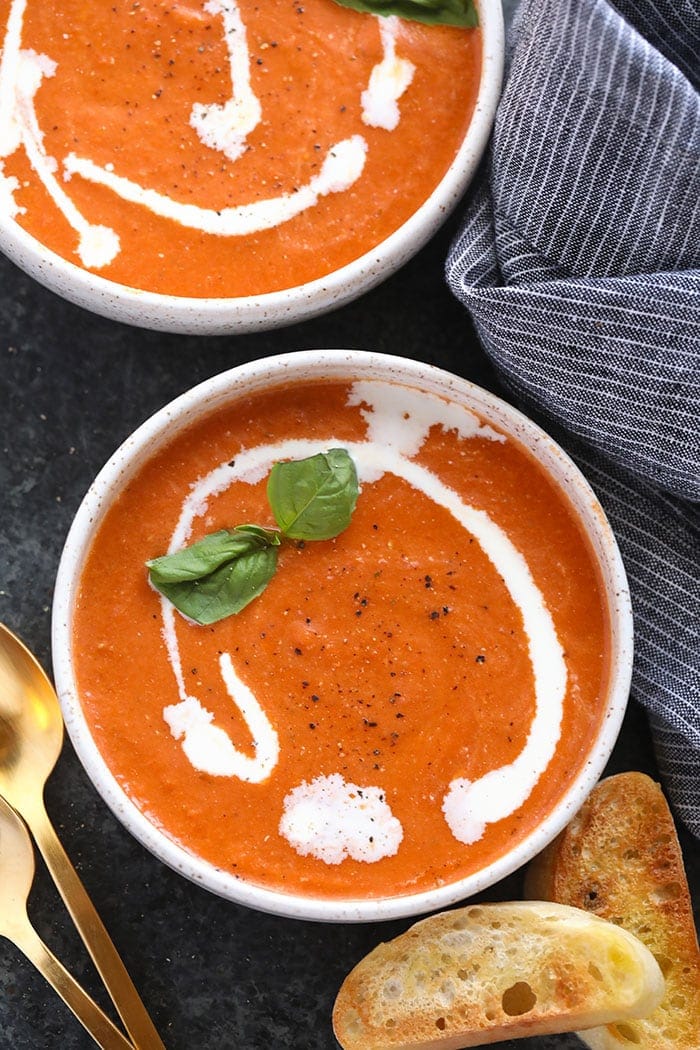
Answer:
52, 349, 633, 923
0, 2, 504, 334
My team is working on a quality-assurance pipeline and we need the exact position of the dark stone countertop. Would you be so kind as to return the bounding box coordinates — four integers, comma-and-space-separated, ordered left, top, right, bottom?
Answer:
0, 203, 698, 1050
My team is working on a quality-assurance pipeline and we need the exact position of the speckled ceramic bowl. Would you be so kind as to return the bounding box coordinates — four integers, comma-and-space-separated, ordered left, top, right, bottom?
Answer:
0, 3, 502, 335
51, 350, 633, 922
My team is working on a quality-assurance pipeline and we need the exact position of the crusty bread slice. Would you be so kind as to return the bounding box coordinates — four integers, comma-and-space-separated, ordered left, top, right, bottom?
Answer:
332, 900, 664, 1049
525, 771, 700, 1049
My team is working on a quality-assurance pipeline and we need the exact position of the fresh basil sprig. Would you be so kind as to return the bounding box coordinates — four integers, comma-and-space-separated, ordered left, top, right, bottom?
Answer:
146, 449, 359, 625
331, 0, 478, 28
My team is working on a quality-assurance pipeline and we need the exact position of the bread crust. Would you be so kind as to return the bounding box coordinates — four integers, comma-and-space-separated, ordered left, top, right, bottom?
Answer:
525, 771, 700, 1049
332, 900, 664, 1049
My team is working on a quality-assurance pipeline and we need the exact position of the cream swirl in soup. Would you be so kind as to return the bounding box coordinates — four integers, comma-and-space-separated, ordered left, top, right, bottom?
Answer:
159, 383, 567, 862
71, 378, 609, 900
0, 1, 481, 296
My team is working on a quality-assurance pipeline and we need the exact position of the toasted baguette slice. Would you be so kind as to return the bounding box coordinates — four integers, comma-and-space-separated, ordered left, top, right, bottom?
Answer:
332, 900, 664, 1050
525, 771, 700, 1050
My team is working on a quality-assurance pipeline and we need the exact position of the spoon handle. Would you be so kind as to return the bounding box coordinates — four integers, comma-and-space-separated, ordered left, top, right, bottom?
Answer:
13, 917, 134, 1049
27, 798, 166, 1050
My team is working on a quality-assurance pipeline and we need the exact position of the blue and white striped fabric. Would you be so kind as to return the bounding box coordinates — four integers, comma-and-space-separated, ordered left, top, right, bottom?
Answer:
446, 0, 700, 836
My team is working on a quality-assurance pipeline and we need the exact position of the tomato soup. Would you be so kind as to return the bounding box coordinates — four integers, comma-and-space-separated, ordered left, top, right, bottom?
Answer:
71, 376, 611, 901
0, 1, 481, 298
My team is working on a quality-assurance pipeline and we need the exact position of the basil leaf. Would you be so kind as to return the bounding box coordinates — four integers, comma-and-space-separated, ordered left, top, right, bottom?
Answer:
267, 449, 359, 541
146, 526, 280, 585
152, 545, 279, 625
331, 0, 478, 27
147, 526, 281, 624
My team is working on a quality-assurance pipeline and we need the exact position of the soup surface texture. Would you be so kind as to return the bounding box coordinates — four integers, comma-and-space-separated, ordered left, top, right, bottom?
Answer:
0, 1, 481, 297
71, 378, 611, 901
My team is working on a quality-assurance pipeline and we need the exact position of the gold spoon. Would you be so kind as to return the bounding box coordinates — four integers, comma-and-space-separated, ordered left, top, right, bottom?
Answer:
0, 794, 134, 1048
0, 623, 165, 1049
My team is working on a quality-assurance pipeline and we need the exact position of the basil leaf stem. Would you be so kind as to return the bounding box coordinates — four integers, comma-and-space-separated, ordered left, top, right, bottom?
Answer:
146, 450, 359, 625
331, 0, 478, 28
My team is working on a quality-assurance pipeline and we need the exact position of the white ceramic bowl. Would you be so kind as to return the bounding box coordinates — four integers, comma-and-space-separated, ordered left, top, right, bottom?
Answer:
52, 350, 633, 922
0, 4, 503, 335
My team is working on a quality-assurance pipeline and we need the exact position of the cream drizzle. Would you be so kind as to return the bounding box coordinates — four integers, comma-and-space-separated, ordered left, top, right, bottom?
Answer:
63, 136, 368, 238
0, 4, 120, 265
18, 54, 120, 268
164, 654, 279, 782
189, 0, 261, 163
0, 0, 26, 165
0, 2, 415, 269
157, 381, 568, 864
361, 16, 415, 131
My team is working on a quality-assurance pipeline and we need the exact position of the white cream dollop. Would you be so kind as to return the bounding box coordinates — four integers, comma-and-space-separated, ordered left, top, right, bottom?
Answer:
62, 135, 368, 239
279, 774, 403, 865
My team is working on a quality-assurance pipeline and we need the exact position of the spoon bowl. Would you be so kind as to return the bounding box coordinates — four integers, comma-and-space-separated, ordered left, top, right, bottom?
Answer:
0, 624, 63, 812
0, 793, 36, 921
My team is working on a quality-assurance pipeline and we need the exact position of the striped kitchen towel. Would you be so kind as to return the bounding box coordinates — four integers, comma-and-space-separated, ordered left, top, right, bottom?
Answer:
446, 0, 700, 835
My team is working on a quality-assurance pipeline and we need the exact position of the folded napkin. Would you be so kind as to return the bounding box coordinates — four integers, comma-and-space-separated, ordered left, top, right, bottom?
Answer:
446, 0, 700, 836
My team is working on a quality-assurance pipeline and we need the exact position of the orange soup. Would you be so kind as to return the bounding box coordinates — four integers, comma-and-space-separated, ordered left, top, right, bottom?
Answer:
71, 376, 611, 901
0, 1, 481, 297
